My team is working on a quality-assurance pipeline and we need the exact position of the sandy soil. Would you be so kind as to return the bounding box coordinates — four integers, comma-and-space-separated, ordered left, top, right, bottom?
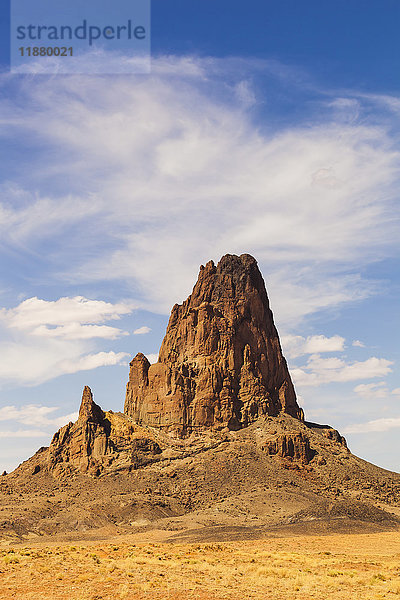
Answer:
2, 530, 400, 599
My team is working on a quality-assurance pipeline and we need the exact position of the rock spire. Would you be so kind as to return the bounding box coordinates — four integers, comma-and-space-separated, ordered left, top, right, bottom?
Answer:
125, 253, 303, 436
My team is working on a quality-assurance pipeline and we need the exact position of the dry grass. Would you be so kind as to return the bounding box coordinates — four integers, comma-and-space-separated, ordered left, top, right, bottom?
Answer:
2, 531, 400, 599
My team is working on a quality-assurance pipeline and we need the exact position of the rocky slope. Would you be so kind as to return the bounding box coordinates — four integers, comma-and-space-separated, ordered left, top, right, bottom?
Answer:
1, 253, 400, 542
2, 411, 400, 542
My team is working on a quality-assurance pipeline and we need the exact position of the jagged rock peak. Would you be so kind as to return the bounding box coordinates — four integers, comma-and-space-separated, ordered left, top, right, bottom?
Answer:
48, 386, 161, 477
190, 253, 269, 312
125, 254, 303, 436
78, 386, 104, 423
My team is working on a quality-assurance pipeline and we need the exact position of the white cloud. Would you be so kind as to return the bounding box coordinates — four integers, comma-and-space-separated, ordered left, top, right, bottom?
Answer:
0, 429, 49, 438
56, 351, 129, 375
328, 98, 361, 123
266, 271, 378, 327
133, 326, 151, 335
0, 404, 57, 424
352, 340, 365, 347
31, 323, 128, 340
53, 412, 79, 427
292, 355, 393, 387
0, 296, 133, 335
0, 296, 133, 386
343, 417, 400, 434
0, 404, 78, 428
0, 336, 129, 386
281, 334, 345, 359
0, 56, 399, 326
0, 186, 101, 245
146, 353, 159, 364
354, 382, 400, 400
354, 382, 388, 399
234, 80, 257, 108
311, 167, 342, 189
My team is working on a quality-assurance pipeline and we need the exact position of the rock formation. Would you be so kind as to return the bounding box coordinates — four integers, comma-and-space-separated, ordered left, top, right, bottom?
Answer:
48, 386, 161, 476
264, 432, 315, 464
32, 253, 311, 479
8, 253, 400, 540
125, 253, 303, 436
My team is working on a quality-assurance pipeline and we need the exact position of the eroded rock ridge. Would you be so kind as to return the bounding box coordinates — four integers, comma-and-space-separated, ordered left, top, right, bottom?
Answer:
48, 386, 161, 476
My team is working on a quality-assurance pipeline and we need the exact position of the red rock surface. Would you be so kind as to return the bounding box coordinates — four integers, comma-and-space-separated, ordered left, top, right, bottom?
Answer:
48, 386, 161, 476
264, 432, 315, 464
125, 254, 303, 435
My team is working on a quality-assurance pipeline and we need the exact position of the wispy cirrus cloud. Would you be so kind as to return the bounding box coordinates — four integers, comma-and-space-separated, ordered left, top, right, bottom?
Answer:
0, 55, 399, 327
0, 54, 399, 403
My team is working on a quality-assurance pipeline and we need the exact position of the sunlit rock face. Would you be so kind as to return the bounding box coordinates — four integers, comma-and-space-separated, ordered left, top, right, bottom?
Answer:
125, 254, 303, 436
48, 386, 161, 477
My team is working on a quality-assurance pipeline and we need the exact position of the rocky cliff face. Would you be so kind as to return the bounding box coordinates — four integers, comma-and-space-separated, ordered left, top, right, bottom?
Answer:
125, 254, 303, 436
264, 432, 315, 465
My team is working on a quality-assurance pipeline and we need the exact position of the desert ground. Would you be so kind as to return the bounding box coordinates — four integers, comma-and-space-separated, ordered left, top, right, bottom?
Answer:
2, 530, 400, 600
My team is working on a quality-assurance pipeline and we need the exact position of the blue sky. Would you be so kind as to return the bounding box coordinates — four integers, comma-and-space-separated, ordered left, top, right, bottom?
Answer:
0, 1, 399, 473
